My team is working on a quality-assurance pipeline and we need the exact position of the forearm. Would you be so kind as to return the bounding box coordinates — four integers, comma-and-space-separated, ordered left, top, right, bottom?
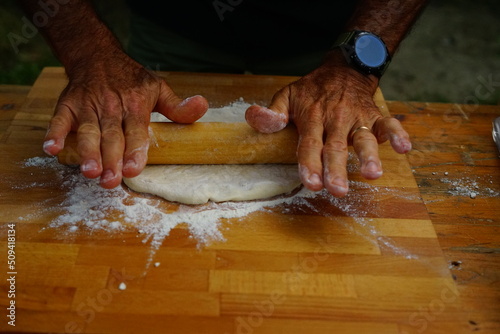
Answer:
17, 0, 124, 76
317, 0, 428, 87
344, 0, 429, 55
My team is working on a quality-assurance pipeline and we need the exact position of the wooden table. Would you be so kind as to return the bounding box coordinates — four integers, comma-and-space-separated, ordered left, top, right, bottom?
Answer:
0, 67, 498, 334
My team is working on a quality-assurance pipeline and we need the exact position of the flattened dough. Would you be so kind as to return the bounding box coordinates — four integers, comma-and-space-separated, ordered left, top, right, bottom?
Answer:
123, 100, 302, 204
123, 164, 301, 205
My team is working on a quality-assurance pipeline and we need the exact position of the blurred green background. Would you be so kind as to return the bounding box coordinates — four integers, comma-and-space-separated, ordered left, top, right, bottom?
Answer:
1, 0, 499, 104
0, 0, 129, 85
1, 0, 58, 84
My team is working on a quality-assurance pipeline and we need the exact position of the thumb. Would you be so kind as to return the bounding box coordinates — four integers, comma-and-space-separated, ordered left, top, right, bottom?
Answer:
154, 80, 208, 123
245, 86, 290, 133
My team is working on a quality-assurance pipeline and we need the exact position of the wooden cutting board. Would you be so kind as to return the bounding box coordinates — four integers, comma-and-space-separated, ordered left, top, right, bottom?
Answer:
0, 67, 466, 334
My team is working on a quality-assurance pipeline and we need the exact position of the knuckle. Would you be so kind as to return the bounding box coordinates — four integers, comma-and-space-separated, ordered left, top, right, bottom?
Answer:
125, 94, 150, 115
77, 140, 95, 156
101, 127, 124, 142
356, 137, 377, 149
49, 115, 69, 131
124, 127, 149, 141
101, 91, 121, 108
126, 110, 151, 127
385, 117, 402, 128
78, 123, 100, 137
323, 139, 348, 154
126, 101, 144, 115
298, 136, 323, 151
355, 130, 375, 142
76, 136, 98, 156
77, 124, 100, 156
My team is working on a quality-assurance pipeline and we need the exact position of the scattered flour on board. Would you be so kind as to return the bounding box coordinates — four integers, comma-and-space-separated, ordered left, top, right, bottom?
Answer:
440, 175, 499, 198
18, 156, 421, 266
14, 99, 427, 267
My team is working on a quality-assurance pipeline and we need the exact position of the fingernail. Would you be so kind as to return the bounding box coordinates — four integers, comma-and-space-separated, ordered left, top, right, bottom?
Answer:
366, 161, 379, 173
100, 169, 116, 184
43, 140, 55, 155
299, 165, 322, 189
247, 106, 287, 133
179, 95, 201, 108
308, 173, 322, 186
178, 96, 191, 107
81, 159, 98, 172
392, 134, 412, 153
123, 159, 138, 171
334, 177, 348, 188
331, 177, 348, 194
401, 139, 412, 152
365, 161, 383, 177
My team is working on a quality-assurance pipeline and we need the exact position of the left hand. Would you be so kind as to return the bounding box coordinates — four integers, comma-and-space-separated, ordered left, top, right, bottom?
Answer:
245, 53, 412, 197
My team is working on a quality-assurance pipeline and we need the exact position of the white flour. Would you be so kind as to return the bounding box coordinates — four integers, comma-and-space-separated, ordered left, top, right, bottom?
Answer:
151, 98, 251, 123
17, 155, 422, 267
440, 175, 499, 198
13, 100, 428, 268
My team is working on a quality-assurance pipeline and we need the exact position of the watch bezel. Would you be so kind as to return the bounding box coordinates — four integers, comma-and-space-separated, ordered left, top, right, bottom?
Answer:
333, 30, 391, 78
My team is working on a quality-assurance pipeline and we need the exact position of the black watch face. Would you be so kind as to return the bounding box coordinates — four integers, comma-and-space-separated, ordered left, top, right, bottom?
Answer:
354, 34, 387, 67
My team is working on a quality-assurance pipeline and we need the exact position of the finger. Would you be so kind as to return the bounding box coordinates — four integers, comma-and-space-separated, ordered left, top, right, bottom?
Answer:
351, 127, 383, 180
322, 114, 350, 197
245, 105, 288, 133
245, 87, 290, 133
99, 111, 125, 189
43, 103, 75, 156
373, 117, 412, 154
76, 110, 103, 180
155, 81, 208, 123
122, 110, 150, 178
296, 114, 324, 192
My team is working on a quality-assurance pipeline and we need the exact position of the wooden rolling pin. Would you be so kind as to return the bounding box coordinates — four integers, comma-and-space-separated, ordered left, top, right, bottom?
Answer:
57, 122, 299, 165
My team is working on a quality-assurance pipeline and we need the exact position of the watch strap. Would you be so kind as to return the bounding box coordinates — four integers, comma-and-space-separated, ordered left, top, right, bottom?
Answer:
331, 31, 358, 49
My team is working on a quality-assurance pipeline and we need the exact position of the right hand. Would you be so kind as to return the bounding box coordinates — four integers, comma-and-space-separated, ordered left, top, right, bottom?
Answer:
43, 54, 208, 189
245, 53, 411, 197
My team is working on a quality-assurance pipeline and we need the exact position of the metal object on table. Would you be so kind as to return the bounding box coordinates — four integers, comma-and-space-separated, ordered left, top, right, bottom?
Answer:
493, 117, 500, 156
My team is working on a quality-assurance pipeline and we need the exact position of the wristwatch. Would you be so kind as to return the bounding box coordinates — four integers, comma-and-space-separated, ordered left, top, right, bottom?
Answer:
332, 30, 391, 78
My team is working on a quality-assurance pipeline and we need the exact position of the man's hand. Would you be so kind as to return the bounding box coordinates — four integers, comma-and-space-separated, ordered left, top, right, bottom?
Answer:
245, 53, 411, 197
246, 0, 427, 197
18, 0, 208, 188
43, 55, 208, 188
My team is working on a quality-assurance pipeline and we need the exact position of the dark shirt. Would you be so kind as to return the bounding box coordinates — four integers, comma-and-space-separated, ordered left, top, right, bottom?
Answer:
125, 0, 358, 59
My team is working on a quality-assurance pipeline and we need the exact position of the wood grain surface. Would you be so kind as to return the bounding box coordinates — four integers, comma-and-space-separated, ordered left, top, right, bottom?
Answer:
58, 122, 301, 165
387, 100, 500, 333
0, 67, 498, 334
